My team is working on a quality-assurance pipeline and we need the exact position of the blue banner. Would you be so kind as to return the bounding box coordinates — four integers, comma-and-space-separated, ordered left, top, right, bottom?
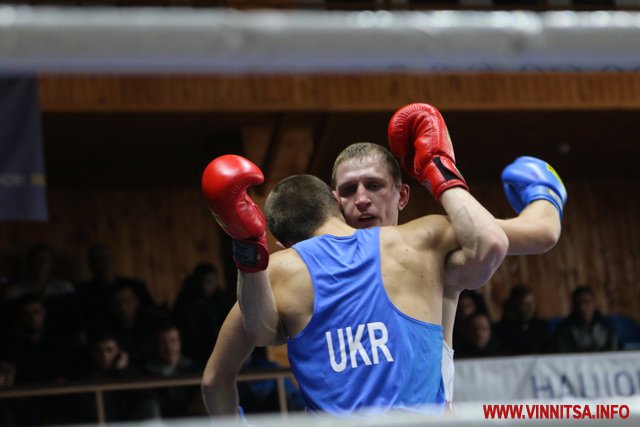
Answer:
0, 76, 48, 221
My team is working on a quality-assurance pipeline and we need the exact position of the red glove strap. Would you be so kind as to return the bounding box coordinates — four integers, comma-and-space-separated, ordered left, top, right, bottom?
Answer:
233, 234, 269, 272
422, 157, 469, 200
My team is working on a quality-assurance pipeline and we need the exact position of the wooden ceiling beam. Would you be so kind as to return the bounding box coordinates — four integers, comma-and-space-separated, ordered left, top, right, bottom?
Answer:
39, 72, 640, 113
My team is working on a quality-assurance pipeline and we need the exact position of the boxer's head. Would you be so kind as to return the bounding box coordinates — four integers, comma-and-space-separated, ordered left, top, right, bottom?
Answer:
332, 143, 409, 228
266, 174, 343, 247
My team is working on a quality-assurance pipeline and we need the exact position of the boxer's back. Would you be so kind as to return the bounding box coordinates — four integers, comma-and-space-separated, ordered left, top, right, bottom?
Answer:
378, 213, 453, 325
284, 227, 445, 413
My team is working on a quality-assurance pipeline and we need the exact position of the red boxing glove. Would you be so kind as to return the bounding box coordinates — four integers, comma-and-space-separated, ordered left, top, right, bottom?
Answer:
202, 155, 268, 272
388, 103, 468, 200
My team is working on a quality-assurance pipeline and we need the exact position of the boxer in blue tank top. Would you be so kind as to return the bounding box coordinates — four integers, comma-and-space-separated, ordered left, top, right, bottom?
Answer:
288, 228, 444, 413
228, 171, 508, 414
203, 106, 564, 416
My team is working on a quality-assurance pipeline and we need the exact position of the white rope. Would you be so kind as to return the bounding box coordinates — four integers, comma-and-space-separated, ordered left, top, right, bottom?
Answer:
2, 6, 640, 73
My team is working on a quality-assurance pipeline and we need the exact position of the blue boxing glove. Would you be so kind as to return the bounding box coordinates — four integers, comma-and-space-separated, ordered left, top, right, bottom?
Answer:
501, 156, 567, 217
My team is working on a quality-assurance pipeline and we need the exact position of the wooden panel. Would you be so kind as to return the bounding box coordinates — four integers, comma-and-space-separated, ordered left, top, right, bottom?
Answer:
39, 73, 640, 113
40, 109, 640, 194
0, 189, 228, 306
1, 180, 637, 322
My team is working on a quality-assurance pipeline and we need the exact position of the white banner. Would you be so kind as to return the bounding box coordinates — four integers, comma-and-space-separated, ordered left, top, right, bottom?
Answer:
454, 351, 640, 402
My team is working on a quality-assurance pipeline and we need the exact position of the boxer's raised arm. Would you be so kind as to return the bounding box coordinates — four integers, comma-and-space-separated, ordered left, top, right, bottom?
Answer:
388, 103, 508, 290
439, 189, 508, 289
237, 268, 286, 346
202, 155, 269, 273
498, 156, 566, 255
201, 155, 283, 346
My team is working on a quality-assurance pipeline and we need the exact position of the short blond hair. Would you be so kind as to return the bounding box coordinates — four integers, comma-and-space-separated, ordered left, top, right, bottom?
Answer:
331, 142, 403, 188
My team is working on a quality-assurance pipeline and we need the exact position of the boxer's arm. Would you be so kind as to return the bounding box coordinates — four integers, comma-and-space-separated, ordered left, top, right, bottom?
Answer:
202, 155, 283, 345
497, 200, 561, 255
440, 188, 509, 290
498, 156, 566, 255
400, 192, 507, 291
237, 267, 287, 347
240, 248, 312, 345
202, 303, 253, 416
202, 155, 269, 273
388, 103, 507, 291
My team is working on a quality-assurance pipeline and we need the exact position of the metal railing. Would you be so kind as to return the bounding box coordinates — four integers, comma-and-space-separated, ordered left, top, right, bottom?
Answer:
0, 368, 295, 425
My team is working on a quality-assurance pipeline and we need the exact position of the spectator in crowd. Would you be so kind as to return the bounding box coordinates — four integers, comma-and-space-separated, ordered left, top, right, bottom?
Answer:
173, 263, 232, 367
0, 294, 75, 425
452, 289, 490, 350
552, 286, 618, 353
2, 245, 80, 342
68, 331, 156, 423
2, 244, 74, 301
238, 347, 305, 414
143, 320, 203, 418
495, 285, 551, 354
77, 244, 156, 330
0, 293, 71, 385
455, 312, 507, 358
98, 281, 167, 365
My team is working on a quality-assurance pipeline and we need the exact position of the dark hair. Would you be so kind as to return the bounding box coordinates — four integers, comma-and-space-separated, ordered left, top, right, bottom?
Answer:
86, 243, 111, 264
23, 244, 55, 280
331, 142, 403, 188
181, 262, 218, 298
14, 292, 45, 310
26, 244, 54, 262
111, 280, 140, 297
459, 289, 490, 318
572, 285, 594, 303
570, 285, 602, 321
88, 330, 121, 348
467, 311, 492, 323
508, 284, 532, 302
265, 174, 342, 247
152, 318, 179, 337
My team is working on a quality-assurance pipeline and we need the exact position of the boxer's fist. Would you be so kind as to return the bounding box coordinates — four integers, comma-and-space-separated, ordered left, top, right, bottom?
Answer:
388, 103, 468, 200
202, 155, 268, 272
501, 156, 567, 218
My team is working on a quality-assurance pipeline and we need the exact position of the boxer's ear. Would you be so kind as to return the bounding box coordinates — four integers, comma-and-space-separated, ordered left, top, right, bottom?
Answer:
398, 183, 410, 211
275, 240, 287, 250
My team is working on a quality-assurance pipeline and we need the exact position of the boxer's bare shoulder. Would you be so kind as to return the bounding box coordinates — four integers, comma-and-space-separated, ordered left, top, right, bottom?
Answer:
392, 214, 454, 251
268, 249, 313, 338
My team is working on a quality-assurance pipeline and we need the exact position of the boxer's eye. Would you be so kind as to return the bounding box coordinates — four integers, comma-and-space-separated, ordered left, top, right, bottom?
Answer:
338, 184, 356, 197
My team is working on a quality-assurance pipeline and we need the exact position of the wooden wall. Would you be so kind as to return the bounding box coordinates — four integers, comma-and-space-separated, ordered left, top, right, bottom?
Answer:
2, 72, 639, 323
1, 179, 638, 322
0, 189, 225, 305
39, 73, 640, 112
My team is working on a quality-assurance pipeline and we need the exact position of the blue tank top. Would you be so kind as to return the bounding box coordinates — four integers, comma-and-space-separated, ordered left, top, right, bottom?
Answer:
288, 228, 445, 414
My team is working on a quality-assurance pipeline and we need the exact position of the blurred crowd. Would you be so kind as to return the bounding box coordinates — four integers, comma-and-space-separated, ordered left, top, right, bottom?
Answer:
0, 244, 302, 425
0, 244, 638, 425
453, 285, 640, 359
